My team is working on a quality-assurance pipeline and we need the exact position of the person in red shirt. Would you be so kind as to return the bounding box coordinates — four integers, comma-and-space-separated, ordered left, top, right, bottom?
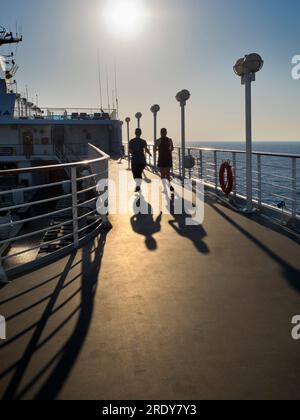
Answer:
155, 128, 175, 193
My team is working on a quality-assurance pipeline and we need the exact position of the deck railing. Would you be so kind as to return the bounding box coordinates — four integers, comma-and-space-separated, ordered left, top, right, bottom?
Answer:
12, 107, 117, 121
0, 144, 110, 281
125, 143, 300, 220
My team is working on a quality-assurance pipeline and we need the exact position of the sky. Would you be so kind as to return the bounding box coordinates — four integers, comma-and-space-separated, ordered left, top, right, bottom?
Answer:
1, 0, 300, 142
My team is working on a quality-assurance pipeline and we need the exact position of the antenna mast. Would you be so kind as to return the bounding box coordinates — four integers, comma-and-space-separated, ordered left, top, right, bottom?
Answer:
0, 26, 22, 47
114, 60, 119, 117
106, 65, 110, 111
97, 49, 103, 110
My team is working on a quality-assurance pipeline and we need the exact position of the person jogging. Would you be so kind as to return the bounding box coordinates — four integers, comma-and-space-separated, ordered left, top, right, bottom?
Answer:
129, 128, 152, 193
155, 128, 175, 193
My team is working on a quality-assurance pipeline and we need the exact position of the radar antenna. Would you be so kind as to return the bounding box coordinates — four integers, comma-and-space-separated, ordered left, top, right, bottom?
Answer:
0, 26, 22, 47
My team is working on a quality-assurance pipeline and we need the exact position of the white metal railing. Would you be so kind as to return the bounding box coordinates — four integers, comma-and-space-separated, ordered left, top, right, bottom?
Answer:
0, 143, 110, 281
125, 143, 300, 220
12, 107, 117, 121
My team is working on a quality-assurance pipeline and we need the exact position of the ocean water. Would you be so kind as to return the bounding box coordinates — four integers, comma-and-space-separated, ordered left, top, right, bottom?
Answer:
187, 141, 300, 155
181, 141, 300, 214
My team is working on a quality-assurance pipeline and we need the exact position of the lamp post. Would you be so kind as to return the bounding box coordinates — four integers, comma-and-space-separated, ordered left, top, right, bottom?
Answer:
234, 53, 264, 213
135, 112, 142, 129
125, 117, 131, 170
150, 104, 160, 169
176, 90, 191, 181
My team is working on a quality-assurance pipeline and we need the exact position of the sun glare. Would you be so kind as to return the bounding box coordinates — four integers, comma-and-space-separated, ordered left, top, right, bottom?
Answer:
103, 0, 146, 37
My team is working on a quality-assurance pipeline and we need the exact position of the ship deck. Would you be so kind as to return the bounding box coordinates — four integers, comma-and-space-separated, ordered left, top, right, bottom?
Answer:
1, 162, 300, 400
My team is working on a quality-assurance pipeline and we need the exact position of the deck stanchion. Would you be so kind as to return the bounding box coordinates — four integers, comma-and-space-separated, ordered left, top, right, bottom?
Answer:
125, 117, 131, 170
150, 105, 160, 171
232, 152, 237, 199
178, 147, 182, 178
234, 53, 264, 213
214, 150, 218, 192
257, 154, 262, 209
188, 149, 192, 179
71, 166, 79, 247
176, 90, 191, 182
292, 157, 297, 220
199, 150, 203, 180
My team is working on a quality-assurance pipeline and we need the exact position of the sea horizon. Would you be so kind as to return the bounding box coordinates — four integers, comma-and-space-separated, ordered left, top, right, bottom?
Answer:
182, 140, 300, 154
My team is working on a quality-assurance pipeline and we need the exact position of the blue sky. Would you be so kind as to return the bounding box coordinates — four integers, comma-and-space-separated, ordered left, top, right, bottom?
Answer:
1, 0, 300, 142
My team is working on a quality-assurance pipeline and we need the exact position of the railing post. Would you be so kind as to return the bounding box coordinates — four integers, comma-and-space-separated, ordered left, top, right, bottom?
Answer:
232, 152, 237, 199
0, 264, 8, 284
257, 154, 262, 209
178, 148, 182, 178
71, 166, 79, 247
199, 150, 203, 180
214, 151, 218, 193
292, 157, 297, 220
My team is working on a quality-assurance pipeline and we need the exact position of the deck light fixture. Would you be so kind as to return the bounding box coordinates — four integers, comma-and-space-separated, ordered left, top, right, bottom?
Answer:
150, 104, 160, 169
135, 112, 142, 129
176, 90, 191, 180
234, 53, 264, 212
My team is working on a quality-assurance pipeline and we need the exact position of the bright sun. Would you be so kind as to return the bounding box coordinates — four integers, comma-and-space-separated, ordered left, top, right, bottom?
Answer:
103, 0, 146, 37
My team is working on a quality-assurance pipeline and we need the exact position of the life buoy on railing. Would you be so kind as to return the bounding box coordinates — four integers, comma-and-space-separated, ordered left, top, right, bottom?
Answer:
219, 161, 234, 196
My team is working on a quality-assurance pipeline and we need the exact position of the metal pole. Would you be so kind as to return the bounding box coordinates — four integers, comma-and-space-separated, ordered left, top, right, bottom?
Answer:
71, 167, 79, 247
181, 103, 186, 181
127, 121, 131, 170
214, 150, 218, 192
292, 157, 297, 220
257, 154, 262, 209
154, 113, 157, 170
245, 74, 253, 212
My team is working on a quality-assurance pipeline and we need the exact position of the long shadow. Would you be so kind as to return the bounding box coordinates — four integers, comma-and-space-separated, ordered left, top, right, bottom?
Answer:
168, 195, 209, 254
0, 233, 107, 400
208, 200, 300, 294
130, 195, 162, 251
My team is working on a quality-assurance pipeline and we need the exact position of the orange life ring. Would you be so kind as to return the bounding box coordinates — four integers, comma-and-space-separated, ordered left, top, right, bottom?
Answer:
219, 162, 234, 196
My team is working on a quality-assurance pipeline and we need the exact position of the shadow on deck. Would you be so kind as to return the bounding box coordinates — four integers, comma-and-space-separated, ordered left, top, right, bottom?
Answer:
0, 234, 107, 400
1, 164, 300, 400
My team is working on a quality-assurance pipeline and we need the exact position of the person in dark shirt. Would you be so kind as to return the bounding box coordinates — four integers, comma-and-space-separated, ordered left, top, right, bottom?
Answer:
155, 128, 175, 193
129, 128, 152, 193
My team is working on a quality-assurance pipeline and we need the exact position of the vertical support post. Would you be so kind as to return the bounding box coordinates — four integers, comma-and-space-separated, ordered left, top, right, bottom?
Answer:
0, 264, 8, 284
181, 104, 186, 181
257, 154, 262, 209
178, 147, 182, 178
188, 148, 192, 179
71, 166, 79, 247
154, 113, 157, 170
232, 152, 237, 199
244, 73, 253, 212
214, 150, 218, 193
292, 157, 297, 220
199, 150, 203, 180
127, 121, 131, 171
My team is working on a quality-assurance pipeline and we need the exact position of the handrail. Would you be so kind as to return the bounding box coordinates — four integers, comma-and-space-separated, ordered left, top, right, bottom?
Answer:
0, 143, 111, 280
125, 142, 299, 223
174, 145, 300, 160
0, 154, 109, 175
